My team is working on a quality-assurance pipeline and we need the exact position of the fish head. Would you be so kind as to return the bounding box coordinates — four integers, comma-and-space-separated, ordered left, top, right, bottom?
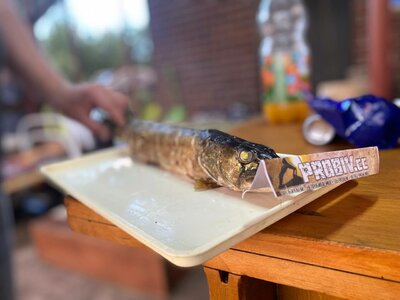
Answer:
199, 130, 279, 191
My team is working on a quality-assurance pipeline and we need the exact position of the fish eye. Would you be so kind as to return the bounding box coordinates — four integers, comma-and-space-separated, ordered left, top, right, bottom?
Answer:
238, 150, 254, 164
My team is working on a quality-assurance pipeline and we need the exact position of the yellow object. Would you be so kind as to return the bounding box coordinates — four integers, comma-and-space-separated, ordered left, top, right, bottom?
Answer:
239, 150, 254, 163
263, 101, 310, 124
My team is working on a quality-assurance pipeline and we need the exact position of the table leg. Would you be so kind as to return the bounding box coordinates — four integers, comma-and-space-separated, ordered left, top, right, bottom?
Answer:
203, 267, 275, 300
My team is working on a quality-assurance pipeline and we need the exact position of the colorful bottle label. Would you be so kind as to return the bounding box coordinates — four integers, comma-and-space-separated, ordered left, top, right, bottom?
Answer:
258, 0, 311, 104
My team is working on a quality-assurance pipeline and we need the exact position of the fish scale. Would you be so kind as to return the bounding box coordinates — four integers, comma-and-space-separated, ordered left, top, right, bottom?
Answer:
123, 120, 279, 191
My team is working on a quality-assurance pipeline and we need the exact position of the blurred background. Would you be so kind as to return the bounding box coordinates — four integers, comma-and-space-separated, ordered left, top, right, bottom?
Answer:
1, 0, 400, 299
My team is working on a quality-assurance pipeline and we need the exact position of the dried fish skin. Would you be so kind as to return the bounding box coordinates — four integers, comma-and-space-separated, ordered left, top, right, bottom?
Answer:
123, 120, 279, 191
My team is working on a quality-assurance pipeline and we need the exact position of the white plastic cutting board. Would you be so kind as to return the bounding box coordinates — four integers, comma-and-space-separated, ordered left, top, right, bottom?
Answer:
41, 146, 341, 267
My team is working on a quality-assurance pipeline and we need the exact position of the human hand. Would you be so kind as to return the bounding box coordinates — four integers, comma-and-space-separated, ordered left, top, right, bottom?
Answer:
51, 83, 129, 141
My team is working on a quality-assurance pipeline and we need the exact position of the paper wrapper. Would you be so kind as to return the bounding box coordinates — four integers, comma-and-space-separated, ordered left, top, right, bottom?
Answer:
246, 147, 379, 197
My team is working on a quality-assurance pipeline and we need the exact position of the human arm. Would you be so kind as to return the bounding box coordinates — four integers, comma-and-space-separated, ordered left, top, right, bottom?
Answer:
0, 0, 128, 140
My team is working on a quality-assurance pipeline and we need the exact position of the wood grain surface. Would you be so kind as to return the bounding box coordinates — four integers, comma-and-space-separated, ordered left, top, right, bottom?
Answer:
65, 197, 147, 249
204, 267, 275, 300
229, 118, 351, 155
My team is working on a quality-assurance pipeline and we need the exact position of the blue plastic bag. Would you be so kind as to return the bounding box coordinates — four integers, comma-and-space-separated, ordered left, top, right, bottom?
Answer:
309, 95, 400, 149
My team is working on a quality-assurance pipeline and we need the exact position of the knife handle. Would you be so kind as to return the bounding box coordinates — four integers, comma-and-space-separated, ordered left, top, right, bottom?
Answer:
89, 107, 118, 133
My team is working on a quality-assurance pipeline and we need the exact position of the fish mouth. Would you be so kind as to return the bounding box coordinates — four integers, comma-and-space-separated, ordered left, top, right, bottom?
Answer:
237, 168, 258, 190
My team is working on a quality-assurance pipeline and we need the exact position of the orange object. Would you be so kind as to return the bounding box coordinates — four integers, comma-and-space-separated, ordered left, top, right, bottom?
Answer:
286, 63, 297, 74
263, 101, 310, 124
262, 71, 275, 86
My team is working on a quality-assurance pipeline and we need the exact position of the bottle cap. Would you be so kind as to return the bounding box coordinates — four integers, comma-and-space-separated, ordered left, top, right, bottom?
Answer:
303, 114, 335, 145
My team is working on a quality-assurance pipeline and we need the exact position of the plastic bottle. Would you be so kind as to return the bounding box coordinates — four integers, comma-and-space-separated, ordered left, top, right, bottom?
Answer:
257, 0, 310, 123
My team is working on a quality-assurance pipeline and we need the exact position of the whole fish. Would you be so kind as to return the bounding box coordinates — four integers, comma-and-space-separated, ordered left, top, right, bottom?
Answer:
123, 120, 279, 191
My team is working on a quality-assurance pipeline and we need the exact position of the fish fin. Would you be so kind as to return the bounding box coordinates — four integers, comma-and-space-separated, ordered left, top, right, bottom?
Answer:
194, 180, 220, 191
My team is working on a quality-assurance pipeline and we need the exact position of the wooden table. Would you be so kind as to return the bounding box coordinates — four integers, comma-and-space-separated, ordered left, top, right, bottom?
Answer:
64, 119, 400, 300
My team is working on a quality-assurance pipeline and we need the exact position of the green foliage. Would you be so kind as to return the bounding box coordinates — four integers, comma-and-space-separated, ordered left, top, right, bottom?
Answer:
78, 32, 125, 79
42, 23, 78, 80
41, 22, 152, 81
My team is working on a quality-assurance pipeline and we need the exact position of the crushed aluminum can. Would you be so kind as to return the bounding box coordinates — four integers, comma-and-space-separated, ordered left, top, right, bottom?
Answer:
303, 114, 336, 146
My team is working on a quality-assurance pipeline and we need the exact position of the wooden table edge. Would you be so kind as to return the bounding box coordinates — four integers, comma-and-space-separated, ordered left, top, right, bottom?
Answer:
203, 249, 400, 300
231, 230, 400, 282
64, 196, 400, 283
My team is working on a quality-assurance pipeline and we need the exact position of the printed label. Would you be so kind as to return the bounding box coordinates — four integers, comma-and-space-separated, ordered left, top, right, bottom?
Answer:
258, 147, 379, 197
